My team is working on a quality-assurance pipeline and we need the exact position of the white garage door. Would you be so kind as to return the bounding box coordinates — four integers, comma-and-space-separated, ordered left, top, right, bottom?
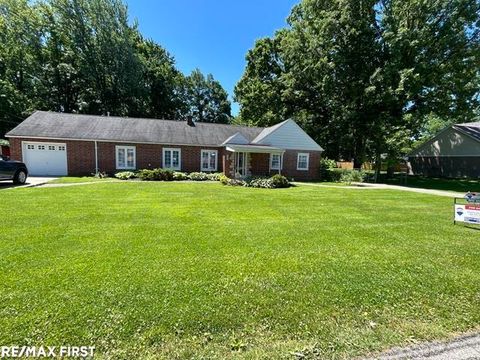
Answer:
23, 142, 68, 176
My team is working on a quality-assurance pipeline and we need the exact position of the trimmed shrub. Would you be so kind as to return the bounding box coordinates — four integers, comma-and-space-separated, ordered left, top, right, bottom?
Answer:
173, 171, 189, 181
320, 158, 338, 181
219, 174, 230, 185
220, 174, 290, 189
248, 178, 273, 188
269, 174, 290, 188
137, 169, 156, 181
115, 171, 136, 180
137, 168, 174, 181
339, 169, 367, 185
206, 172, 223, 181
327, 168, 350, 182
188, 172, 209, 181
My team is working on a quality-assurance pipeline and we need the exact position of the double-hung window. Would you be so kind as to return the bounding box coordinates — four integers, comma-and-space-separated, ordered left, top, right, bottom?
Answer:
297, 153, 309, 170
116, 145, 136, 169
163, 148, 181, 170
201, 150, 218, 171
270, 154, 282, 170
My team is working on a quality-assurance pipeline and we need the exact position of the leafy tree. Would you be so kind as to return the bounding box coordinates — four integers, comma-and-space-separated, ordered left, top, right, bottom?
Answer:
234, 36, 287, 127
0, 0, 232, 136
184, 68, 231, 123
136, 38, 186, 119
0, 0, 43, 135
235, 0, 480, 168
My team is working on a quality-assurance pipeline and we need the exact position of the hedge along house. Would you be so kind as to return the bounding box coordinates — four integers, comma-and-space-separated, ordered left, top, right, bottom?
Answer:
408, 121, 480, 178
5, 111, 323, 179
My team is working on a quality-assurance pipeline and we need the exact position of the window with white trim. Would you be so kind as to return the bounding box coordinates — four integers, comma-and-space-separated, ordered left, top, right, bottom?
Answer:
116, 145, 136, 169
38, 145, 46, 150
163, 148, 181, 170
270, 154, 282, 170
297, 153, 309, 170
27, 144, 34, 150
48, 145, 55, 150
201, 150, 218, 171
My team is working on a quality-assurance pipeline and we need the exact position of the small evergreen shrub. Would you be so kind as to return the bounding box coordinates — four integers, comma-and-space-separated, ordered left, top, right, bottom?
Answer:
219, 174, 230, 185
320, 158, 338, 181
327, 168, 350, 182
137, 169, 156, 181
115, 171, 136, 180
137, 168, 174, 181
269, 174, 290, 188
173, 171, 189, 180
339, 169, 367, 185
206, 172, 223, 181
220, 175, 290, 189
188, 172, 209, 181
248, 178, 273, 188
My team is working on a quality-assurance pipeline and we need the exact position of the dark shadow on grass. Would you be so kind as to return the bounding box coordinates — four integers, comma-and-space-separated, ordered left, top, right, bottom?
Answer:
368, 173, 480, 193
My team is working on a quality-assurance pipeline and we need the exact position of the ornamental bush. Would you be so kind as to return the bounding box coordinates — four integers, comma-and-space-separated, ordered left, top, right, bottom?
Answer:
219, 174, 230, 185
320, 157, 338, 180
339, 169, 366, 184
114, 171, 136, 180
269, 174, 290, 188
188, 172, 209, 181
137, 169, 156, 181
173, 171, 189, 180
206, 172, 223, 181
137, 168, 174, 181
248, 177, 273, 188
220, 174, 290, 189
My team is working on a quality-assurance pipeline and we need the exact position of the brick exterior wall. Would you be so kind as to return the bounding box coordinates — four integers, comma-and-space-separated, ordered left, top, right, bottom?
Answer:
227, 150, 321, 180
409, 156, 480, 179
9, 137, 321, 179
9, 137, 226, 175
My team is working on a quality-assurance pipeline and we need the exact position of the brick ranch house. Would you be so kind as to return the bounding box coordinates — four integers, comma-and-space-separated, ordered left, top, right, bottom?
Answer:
6, 111, 323, 180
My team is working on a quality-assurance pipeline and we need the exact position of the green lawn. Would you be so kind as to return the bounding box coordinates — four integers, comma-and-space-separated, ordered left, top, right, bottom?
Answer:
1, 182, 479, 359
49, 176, 119, 184
370, 173, 480, 193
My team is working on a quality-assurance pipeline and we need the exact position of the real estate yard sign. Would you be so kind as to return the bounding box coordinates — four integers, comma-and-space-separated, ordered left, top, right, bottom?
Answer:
454, 204, 480, 224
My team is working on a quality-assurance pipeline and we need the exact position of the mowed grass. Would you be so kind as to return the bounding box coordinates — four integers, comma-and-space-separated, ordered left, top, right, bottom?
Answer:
374, 174, 480, 193
0, 182, 479, 359
49, 176, 120, 184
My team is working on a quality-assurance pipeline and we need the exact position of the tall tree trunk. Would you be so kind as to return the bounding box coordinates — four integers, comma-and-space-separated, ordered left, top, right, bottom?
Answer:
374, 151, 382, 183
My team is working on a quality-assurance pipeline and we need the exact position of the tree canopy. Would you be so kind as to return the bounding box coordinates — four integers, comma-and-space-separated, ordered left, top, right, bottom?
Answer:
235, 0, 480, 166
0, 0, 231, 137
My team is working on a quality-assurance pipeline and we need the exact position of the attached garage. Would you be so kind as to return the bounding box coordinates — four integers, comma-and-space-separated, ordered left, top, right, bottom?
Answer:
22, 141, 68, 176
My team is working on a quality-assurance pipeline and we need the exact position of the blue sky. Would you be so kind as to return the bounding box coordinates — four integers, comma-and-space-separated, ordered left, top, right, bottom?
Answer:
125, 0, 298, 115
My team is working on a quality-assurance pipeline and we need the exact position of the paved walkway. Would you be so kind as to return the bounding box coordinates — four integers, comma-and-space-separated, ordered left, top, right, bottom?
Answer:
367, 332, 480, 359
295, 182, 465, 198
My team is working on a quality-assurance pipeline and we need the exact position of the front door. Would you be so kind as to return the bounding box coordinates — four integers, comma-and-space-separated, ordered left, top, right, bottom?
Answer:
235, 152, 247, 178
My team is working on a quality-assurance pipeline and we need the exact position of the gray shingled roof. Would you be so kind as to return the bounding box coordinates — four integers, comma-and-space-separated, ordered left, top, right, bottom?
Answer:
6, 111, 264, 146
454, 122, 480, 142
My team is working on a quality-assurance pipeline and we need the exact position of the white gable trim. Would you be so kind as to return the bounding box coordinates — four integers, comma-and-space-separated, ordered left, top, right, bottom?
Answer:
222, 132, 249, 145
252, 119, 323, 151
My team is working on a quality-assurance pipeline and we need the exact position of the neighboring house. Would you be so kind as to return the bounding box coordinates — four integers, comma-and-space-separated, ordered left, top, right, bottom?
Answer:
5, 111, 323, 179
408, 121, 480, 178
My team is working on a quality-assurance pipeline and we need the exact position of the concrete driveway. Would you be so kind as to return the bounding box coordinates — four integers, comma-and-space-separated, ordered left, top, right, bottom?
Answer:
0, 176, 57, 190
366, 332, 480, 359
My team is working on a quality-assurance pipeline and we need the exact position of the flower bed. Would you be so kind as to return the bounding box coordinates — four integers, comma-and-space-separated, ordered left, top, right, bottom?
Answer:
114, 170, 291, 189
